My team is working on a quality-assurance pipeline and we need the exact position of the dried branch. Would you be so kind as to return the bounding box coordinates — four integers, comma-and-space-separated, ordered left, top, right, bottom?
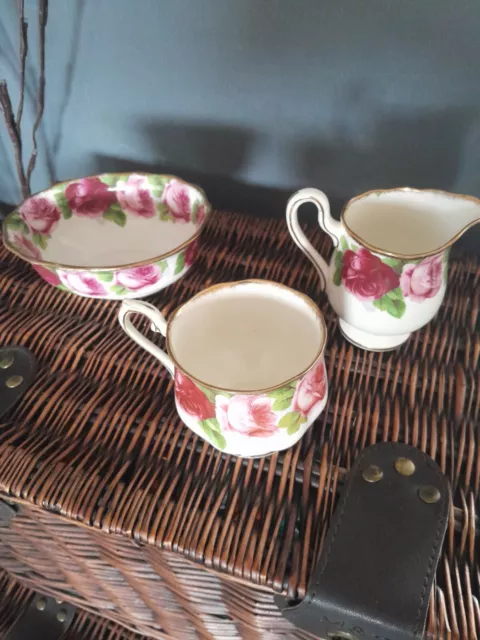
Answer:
26, 0, 48, 186
16, 0, 28, 128
0, 81, 29, 200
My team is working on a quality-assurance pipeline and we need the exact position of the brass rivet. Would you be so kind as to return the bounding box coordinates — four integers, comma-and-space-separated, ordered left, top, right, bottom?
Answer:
56, 610, 67, 623
419, 485, 441, 504
0, 355, 14, 369
36, 597, 46, 611
395, 457, 415, 476
362, 465, 383, 483
5, 375, 23, 389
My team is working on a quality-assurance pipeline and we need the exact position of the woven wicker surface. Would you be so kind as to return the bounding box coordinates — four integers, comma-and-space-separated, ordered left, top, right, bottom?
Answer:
0, 210, 478, 639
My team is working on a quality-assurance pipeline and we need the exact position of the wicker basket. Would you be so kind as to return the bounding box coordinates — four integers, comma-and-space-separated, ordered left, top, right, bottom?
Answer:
0, 211, 478, 639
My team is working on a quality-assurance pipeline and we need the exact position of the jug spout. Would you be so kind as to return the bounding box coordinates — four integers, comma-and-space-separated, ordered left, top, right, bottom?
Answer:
342, 188, 480, 259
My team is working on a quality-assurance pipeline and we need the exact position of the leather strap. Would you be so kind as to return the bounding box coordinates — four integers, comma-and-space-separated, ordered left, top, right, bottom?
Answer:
276, 442, 450, 640
0, 346, 36, 419
5, 593, 75, 640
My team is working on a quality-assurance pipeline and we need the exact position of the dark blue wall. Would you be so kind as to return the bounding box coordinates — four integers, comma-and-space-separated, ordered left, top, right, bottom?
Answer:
1, 0, 479, 248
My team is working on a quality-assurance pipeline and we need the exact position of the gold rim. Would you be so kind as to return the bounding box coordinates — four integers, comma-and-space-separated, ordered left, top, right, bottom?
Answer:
2, 172, 211, 272
341, 187, 480, 260
165, 279, 328, 394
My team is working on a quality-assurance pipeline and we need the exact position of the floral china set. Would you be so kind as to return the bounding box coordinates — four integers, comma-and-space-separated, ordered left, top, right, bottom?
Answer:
4, 174, 480, 456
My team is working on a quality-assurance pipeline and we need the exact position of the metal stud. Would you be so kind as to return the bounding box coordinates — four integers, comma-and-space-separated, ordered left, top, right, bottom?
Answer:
419, 485, 441, 504
362, 465, 383, 483
0, 355, 14, 369
36, 597, 46, 611
6, 375, 23, 389
394, 457, 415, 476
55, 598, 63, 604
56, 610, 67, 623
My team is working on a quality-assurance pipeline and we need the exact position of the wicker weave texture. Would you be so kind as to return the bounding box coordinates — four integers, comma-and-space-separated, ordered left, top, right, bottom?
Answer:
0, 210, 478, 639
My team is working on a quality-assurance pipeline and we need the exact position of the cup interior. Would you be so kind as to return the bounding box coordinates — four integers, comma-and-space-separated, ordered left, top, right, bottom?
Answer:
168, 281, 325, 391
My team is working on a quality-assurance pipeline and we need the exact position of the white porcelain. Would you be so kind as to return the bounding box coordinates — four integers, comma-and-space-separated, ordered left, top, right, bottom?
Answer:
3, 173, 210, 299
286, 187, 480, 351
118, 280, 328, 457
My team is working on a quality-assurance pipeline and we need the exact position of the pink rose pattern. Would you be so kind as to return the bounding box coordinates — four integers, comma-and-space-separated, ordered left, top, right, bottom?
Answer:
184, 239, 198, 267
33, 265, 61, 286
333, 237, 447, 319
173, 362, 328, 450
8, 231, 42, 261
400, 255, 444, 302
58, 271, 107, 297
292, 360, 327, 418
162, 179, 192, 223
216, 395, 278, 438
115, 264, 163, 291
19, 197, 61, 235
116, 174, 156, 218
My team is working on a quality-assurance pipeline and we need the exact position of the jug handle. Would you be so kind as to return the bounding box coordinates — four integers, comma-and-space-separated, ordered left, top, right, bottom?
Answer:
118, 299, 175, 377
286, 188, 343, 291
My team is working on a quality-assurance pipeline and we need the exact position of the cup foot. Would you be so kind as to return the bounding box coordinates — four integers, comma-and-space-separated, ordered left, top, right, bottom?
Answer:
339, 319, 410, 352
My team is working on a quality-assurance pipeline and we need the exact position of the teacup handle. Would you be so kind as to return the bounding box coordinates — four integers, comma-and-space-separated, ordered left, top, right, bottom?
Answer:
118, 300, 175, 377
286, 188, 343, 291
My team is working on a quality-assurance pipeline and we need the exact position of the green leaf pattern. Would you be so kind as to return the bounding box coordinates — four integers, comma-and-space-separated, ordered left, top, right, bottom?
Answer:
174, 252, 185, 275
198, 418, 227, 450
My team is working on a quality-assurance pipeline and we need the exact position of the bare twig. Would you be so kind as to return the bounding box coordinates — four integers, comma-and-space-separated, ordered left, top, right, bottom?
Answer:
16, 0, 28, 129
0, 0, 48, 200
0, 81, 29, 200
26, 0, 48, 186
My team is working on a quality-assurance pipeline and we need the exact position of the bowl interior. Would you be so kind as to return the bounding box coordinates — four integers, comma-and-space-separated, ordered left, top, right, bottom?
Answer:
3, 173, 210, 268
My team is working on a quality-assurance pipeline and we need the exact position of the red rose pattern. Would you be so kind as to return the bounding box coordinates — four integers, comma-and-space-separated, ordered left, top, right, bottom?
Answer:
175, 371, 215, 421
341, 248, 400, 301
19, 197, 61, 235
65, 177, 116, 217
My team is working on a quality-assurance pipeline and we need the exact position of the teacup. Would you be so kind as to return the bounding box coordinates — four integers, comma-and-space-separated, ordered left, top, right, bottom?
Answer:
118, 280, 328, 457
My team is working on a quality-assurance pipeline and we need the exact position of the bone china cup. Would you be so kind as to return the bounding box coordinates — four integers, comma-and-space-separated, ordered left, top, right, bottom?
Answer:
119, 280, 328, 457
3, 173, 210, 299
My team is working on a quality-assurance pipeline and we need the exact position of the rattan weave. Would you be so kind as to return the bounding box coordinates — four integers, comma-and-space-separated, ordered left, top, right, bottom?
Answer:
0, 210, 478, 639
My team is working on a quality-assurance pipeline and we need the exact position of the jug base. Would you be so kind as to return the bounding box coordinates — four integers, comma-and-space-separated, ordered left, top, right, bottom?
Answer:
339, 319, 410, 352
